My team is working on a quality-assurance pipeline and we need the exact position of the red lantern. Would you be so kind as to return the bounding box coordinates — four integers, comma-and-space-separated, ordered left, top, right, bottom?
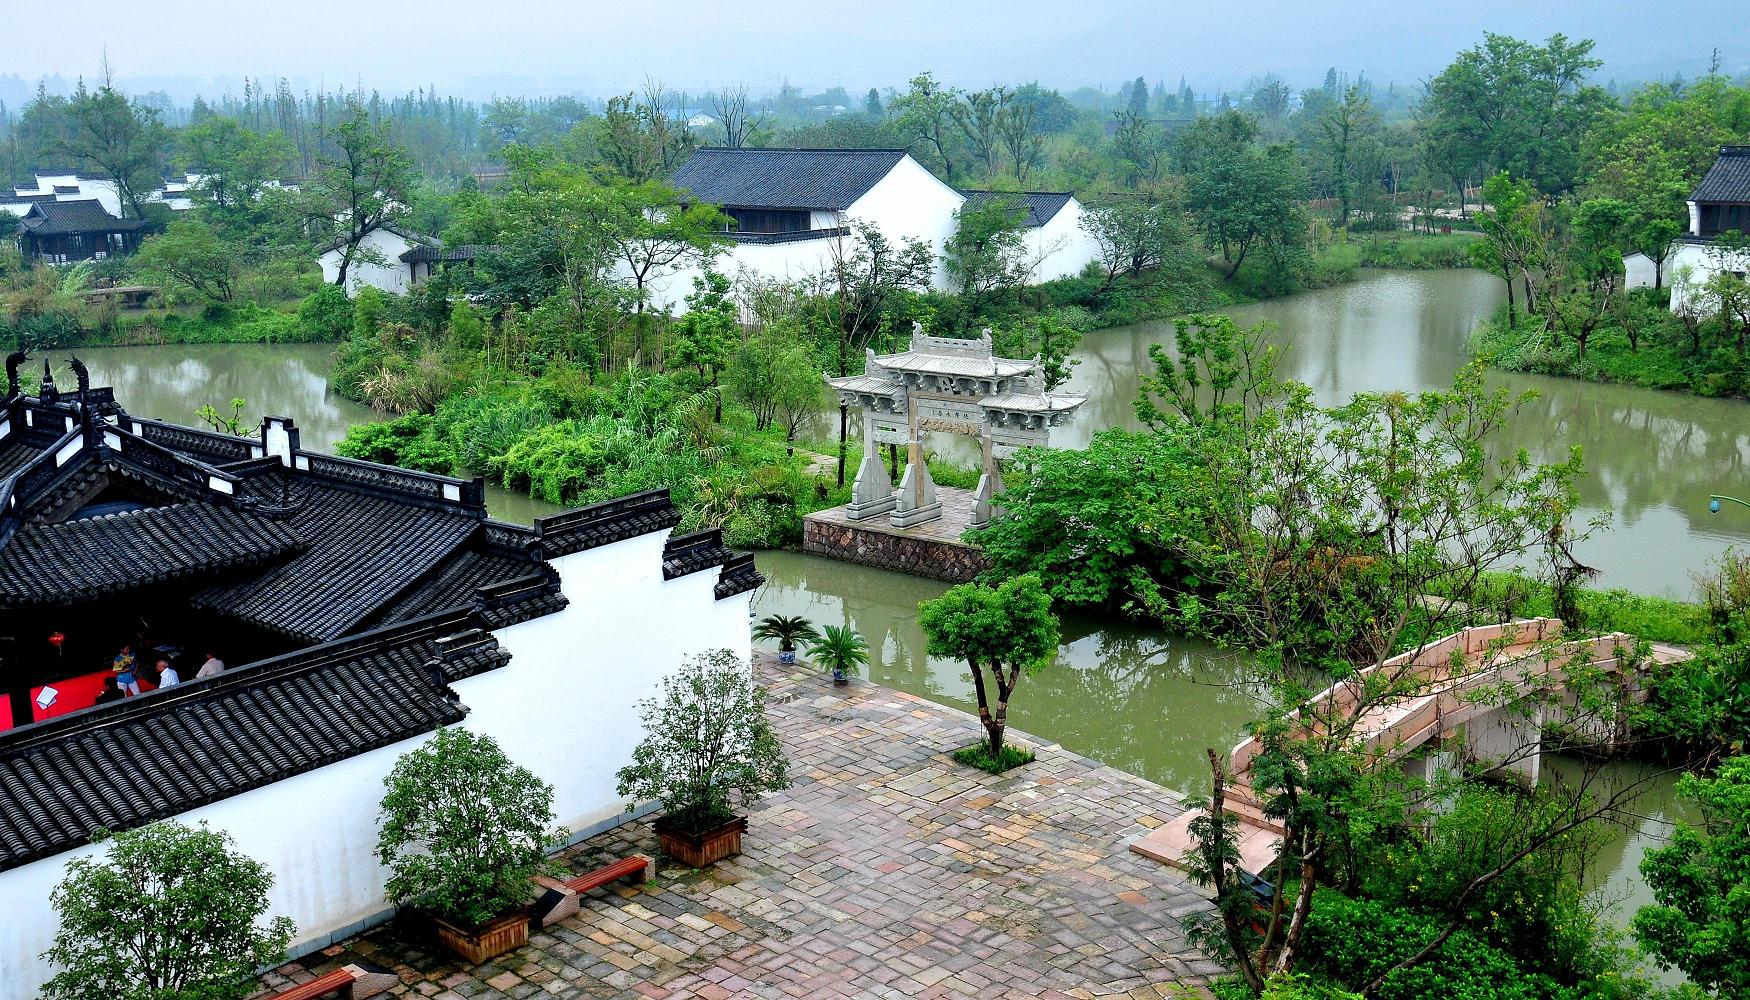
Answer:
47, 632, 64, 658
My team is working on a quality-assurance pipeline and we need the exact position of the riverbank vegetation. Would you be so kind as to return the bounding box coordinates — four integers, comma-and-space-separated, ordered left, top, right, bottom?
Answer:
1461, 62, 1750, 398
972, 312, 1738, 998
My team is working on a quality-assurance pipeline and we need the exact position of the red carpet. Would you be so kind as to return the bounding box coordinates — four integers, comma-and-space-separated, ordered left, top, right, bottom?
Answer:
1, 668, 158, 731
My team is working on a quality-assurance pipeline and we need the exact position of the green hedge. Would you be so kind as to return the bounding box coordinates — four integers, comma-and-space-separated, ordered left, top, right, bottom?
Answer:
1299, 890, 1583, 1000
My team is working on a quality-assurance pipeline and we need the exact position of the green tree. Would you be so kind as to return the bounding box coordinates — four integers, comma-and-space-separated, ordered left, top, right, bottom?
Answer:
616, 649, 790, 832
1633, 756, 1750, 995
1421, 33, 1614, 196
132, 216, 241, 303
594, 86, 694, 183
310, 105, 414, 287
41, 821, 295, 1000
1468, 171, 1551, 327
668, 271, 737, 420
52, 66, 165, 220
1541, 197, 1632, 358
1177, 113, 1309, 280
944, 196, 1030, 321
969, 429, 1194, 611
601, 181, 729, 313
891, 73, 961, 180
1127, 76, 1151, 118
376, 727, 564, 928
1319, 83, 1378, 227
1080, 197, 1201, 291
180, 117, 293, 228
725, 324, 822, 441
917, 574, 1061, 758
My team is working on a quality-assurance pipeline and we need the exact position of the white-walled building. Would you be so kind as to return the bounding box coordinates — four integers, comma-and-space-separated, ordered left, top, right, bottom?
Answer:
317, 225, 441, 297
1624, 145, 1750, 314
958, 190, 1100, 283
1, 171, 206, 219
0, 370, 759, 998
645, 148, 1101, 314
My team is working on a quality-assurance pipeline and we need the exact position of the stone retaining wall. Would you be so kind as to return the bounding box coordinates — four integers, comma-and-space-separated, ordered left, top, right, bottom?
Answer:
802, 516, 989, 582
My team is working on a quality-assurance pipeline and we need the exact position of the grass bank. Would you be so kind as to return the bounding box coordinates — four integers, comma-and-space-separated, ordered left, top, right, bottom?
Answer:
1471, 291, 1750, 400
1220, 231, 1477, 301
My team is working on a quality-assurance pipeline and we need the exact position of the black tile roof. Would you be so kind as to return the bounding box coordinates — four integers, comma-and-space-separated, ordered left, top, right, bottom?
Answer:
1692, 146, 1750, 203
663, 528, 734, 581
0, 438, 43, 480
671, 148, 908, 211
399, 244, 496, 263
190, 483, 478, 643
959, 190, 1075, 228
534, 489, 682, 557
0, 613, 500, 873
18, 200, 146, 235
715, 552, 763, 601
377, 549, 564, 628
0, 503, 303, 608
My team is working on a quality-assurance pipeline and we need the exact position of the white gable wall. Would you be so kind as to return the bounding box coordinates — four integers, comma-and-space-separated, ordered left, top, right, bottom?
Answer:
318, 228, 419, 297
453, 530, 755, 836
1023, 197, 1100, 283
635, 153, 967, 315
843, 155, 966, 289
1670, 239, 1750, 314
0, 732, 431, 1000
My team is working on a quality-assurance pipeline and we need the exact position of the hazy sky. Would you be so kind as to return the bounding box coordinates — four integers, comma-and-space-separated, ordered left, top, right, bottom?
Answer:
9, 0, 1744, 100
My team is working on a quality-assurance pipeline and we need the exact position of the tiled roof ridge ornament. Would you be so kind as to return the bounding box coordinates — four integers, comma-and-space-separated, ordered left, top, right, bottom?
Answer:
38, 359, 56, 404
68, 356, 90, 411
5, 349, 25, 399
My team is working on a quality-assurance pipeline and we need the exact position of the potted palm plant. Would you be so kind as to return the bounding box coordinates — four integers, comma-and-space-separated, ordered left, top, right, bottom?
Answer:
618, 650, 790, 868
809, 625, 869, 686
753, 614, 821, 665
377, 728, 566, 965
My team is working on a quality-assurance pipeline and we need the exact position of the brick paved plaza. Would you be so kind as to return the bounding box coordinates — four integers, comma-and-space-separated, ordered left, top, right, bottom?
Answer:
260, 655, 1222, 999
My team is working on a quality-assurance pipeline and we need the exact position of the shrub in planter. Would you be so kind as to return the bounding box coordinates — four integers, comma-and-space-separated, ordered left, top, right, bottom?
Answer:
42, 820, 296, 1000
807, 624, 869, 685
617, 649, 790, 867
376, 727, 565, 963
753, 614, 821, 665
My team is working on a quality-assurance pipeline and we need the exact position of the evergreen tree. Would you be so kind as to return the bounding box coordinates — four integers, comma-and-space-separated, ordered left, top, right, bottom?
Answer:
1127, 76, 1150, 117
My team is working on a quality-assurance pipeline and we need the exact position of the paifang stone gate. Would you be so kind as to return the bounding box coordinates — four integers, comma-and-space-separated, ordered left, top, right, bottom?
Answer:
826, 326, 1088, 531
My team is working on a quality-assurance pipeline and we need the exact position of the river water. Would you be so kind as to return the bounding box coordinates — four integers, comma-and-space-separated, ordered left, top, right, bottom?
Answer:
62, 269, 1711, 942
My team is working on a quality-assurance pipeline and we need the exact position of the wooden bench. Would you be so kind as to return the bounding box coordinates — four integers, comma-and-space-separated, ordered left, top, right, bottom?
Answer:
530, 855, 651, 927
264, 964, 398, 1000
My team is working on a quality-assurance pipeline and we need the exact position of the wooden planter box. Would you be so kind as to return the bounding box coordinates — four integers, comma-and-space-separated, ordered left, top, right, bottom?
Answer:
654, 814, 748, 868
433, 910, 530, 965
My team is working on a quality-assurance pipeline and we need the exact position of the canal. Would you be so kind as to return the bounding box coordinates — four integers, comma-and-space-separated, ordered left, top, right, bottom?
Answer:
66, 268, 1711, 937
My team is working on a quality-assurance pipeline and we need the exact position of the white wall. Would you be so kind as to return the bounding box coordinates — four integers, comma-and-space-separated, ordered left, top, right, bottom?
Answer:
1670, 240, 1750, 315
0, 529, 755, 1000
1024, 198, 1101, 283
633, 154, 969, 315
844, 155, 966, 289
0, 732, 432, 1000
318, 228, 418, 297
457, 528, 754, 835
1623, 252, 1661, 290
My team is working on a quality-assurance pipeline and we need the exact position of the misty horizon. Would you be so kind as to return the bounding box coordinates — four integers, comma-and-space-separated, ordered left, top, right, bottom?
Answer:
1, 0, 1742, 107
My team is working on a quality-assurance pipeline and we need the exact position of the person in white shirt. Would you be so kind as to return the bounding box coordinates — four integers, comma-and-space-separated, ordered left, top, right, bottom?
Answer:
195, 650, 225, 680
155, 659, 180, 687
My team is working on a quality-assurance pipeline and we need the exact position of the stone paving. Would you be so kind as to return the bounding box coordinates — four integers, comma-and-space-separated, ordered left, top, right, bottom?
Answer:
259, 655, 1220, 1000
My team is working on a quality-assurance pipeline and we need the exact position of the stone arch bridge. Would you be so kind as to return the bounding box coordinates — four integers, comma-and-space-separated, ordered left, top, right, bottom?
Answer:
1132, 618, 1692, 873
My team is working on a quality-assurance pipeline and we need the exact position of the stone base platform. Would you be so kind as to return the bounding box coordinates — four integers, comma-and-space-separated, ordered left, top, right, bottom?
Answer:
804, 486, 991, 582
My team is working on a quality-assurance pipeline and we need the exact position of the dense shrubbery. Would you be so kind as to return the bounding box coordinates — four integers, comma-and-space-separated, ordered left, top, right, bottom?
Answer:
1298, 891, 1585, 1000
1473, 275, 1750, 400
